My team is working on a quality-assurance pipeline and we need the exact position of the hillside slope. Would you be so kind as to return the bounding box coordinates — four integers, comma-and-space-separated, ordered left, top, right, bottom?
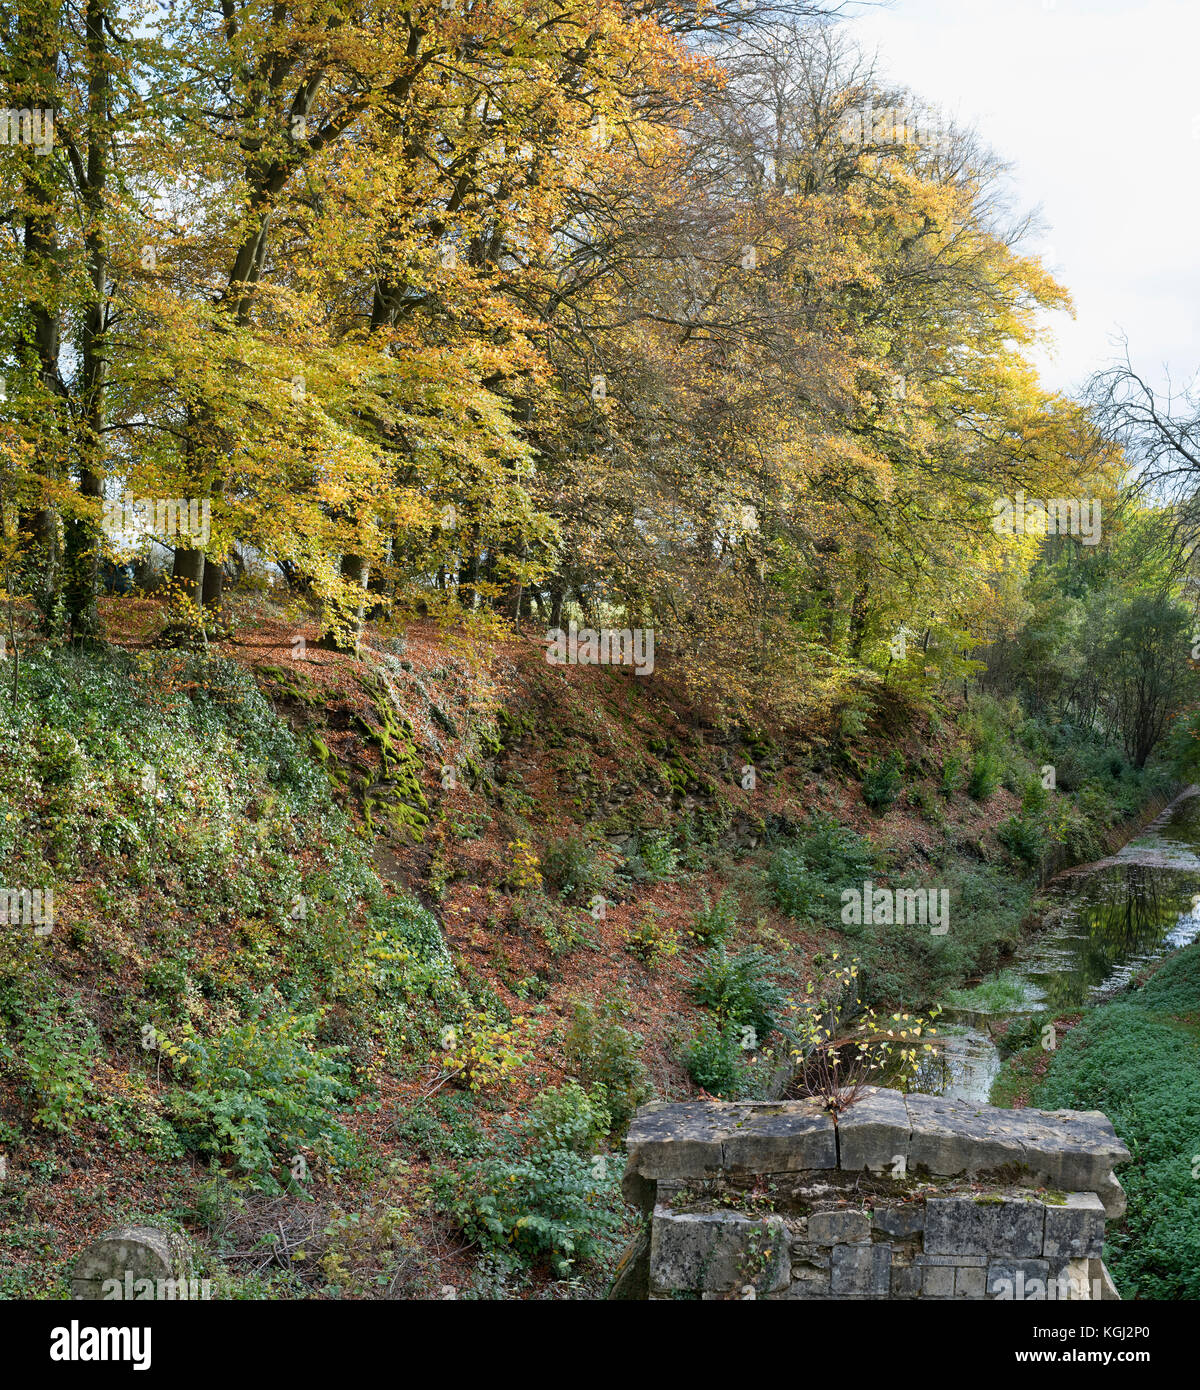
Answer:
0, 601, 1173, 1298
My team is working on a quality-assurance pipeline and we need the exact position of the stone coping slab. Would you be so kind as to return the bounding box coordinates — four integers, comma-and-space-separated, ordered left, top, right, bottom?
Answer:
625, 1089, 1130, 1192
626, 1100, 836, 1181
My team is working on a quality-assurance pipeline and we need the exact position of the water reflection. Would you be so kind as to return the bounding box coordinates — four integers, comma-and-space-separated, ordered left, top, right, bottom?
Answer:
916, 789, 1200, 1102
1032, 863, 1200, 1012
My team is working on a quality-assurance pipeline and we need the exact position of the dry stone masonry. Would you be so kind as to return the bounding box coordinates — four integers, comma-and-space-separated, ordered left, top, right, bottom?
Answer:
617, 1088, 1129, 1301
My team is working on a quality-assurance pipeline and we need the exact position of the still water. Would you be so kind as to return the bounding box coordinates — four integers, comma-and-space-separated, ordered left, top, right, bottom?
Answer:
913, 787, 1200, 1103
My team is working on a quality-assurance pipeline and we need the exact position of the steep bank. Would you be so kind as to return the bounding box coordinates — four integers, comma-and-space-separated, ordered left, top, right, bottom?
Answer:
0, 606, 1176, 1297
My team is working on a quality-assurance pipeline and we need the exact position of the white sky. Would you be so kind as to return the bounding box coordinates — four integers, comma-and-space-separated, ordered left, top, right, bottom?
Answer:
842, 0, 1200, 399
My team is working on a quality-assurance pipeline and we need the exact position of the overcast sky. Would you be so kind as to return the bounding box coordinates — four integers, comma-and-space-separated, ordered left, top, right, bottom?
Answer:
842, 0, 1200, 400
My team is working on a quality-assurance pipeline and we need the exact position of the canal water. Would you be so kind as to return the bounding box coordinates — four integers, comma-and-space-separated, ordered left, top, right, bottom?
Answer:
913, 786, 1200, 1103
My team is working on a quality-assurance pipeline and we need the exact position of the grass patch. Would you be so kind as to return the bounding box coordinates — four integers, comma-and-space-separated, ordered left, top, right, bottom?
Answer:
943, 973, 1030, 1014
1029, 943, 1200, 1299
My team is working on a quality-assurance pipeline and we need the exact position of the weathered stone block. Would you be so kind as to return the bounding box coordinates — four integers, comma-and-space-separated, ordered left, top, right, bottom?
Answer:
921, 1264, 956, 1298
1047, 1258, 1095, 1300
1089, 1258, 1121, 1301
890, 1261, 922, 1298
625, 1101, 836, 1184
870, 1243, 892, 1295
955, 1265, 986, 1299
649, 1206, 789, 1295
871, 1202, 925, 1238
721, 1102, 838, 1174
830, 1241, 891, 1296
1096, 1170, 1127, 1220
625, 1104, 731, 1181
905, 1094, 1028, 1176
1017, 1108, 1132, 1192
837, 1086, 910, 1173
621, 1168, 657, 1213
904, 1095, 1130, 1190
986, 1259, 1051, 1299
71, 1226, 190, 1301
765, 1272, 831, 1299
788, 1242, 831, 1269
1043, 1192, 1105, 1259
608, 1229, 650, 1300
807, 1208, 870, 1244
924, 1196, 1044, 1257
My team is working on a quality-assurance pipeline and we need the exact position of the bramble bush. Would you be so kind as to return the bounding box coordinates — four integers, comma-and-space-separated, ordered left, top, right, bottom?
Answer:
688, 889, 738, 945
443, 1083, 623, 1277
165, 1002, 356, 1191
863, 752, 904, 812
683, 1018, 750, 1097
562, 998, 650, 1132
768, 815, 875, 921
620, 904, 679, 968
540, 831, 618, 904
690, 945, 786, 1042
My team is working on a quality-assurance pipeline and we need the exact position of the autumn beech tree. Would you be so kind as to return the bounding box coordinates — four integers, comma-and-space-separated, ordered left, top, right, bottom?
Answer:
0, 1, 1126, 733
523, 23, 1109, 725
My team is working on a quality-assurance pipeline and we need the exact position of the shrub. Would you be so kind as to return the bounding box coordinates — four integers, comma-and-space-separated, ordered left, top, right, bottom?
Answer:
562, 999, 649, 1132
2, 992, 106, 1135
620, 905, 679, 968
967, 745, 1003, 800
997, 810, 1046, 866
392, 1092, 488, 1161
783, 956, 940, 1111
767, 850, 829, 919
540, 832, 617, 904
526, 1081, 612, 1156
768, 816, 875, 921
683, 1019, 749, 1097
940, 754, 962, 799
166, 1004, 355, 1190
689, 890, 738, 946
635, 831, 679, 882
690, 945, 786, 1043
444, 1088, 624, 1277
439, 1010, 532, 1093
506, 839, 542, 892
863, 752, 904, 812
790, 815, 876, 882
512, 889, 585, 956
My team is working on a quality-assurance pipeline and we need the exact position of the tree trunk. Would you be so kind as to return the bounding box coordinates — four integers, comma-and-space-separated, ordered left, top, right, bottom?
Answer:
64, 0, 110, 642
17, 3, 65, 636
173, 547, 204, 605
317, 554, 371, 653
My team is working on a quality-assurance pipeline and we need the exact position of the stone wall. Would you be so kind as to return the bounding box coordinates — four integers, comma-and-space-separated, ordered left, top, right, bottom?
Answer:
616, 1088, 1130, 1300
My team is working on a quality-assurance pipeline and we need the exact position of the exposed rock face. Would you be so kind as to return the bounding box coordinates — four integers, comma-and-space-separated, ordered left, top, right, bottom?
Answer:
617, 1088, 1129, 1301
